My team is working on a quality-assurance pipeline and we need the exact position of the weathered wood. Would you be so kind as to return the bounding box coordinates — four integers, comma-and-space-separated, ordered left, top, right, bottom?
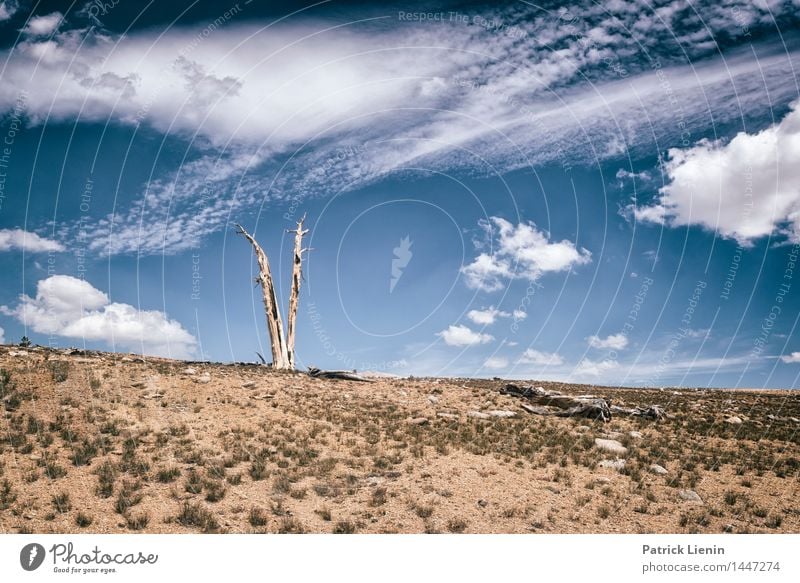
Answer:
307, 367, 374, 382
236, 224, 290, 369
610, 404, 667, 420
503, 383, 611, 422
286, 215, 309, 369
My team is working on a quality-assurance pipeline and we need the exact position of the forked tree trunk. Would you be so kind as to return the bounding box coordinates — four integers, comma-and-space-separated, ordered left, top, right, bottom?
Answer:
236, 224, 290, 369
286, 215, 309, 369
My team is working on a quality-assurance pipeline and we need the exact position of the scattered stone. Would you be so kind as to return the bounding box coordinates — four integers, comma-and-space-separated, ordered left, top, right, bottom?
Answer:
183, 367, 197, 375
130, 381, 146, 389
594, 438, 628, 456
723, 524, 734, 533
143, 392, 164, 399
724, 416, 743, 424
488, 410, 516, 418
598, 459, 626, 470
594, 477, 612, 485
427, 394, 439, 404
196, 374, 211, 384
28, 453, 42, 461
679, 489, 703, 504
436, 412, 459, 420
603, 431, 623, 439
467, 411, 490, 420
408, 417, 429, 426
477, 499, 488, 508
241, 381, 257, 389
575, 425, 591, 433
629, 431, 643, 439
649, 464, 668, 475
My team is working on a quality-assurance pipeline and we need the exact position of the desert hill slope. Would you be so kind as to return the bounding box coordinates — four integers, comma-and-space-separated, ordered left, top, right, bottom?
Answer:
1, 345, 798, 533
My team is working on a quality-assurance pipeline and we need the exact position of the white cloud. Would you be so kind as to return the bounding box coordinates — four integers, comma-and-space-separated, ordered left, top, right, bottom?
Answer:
0, 229, 65, 252
466, 306, 510, 325
588, 333, 629, 350
1, 275, 196, 358
437, 324, 494, 347
512, 309, 527, 321
0, 3, 797, 256
0, 1, 19, 22
780, 352, 800, 364
634, 101, 800, 244
518, 349, 564, 366
483, 356, 508, 370
461, 217, 591, 292
572, 358, 620, 378
0, 325, 4, 344
22, 12, 63, 36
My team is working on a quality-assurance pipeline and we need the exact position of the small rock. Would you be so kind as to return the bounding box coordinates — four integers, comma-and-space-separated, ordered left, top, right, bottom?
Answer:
594, 477, 611, 484
649, 464, 668, 475
427, 395, 439, 404
488, 410, 516, 418
598, 459, 626, 470
723, 524, 734, 533
196, 374, 211, 384
724, 416, 743, 424
679, 489, 703, 504
408, 417, 429, 426
629, 431, 643, 439
575, 425, 591, 433
241, 381, 257, 389
603, 431, 623, 439
594, 438, 628, 456
436, 412, 459, 420
130, 381, 147, 389
28, 453, 42, 461
477, 499, 488, 508
468, 411, 490, 420
183, 367, 197, 375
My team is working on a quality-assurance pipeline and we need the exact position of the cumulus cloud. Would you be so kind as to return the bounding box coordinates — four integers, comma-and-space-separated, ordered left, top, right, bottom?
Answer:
466, 306, 510, 325
437, 324, 494, 347
0, 325, 4, 344
22, 12, 63, 36
0, 1, 19, 22
462, 217, 591, 292
780, 352, 800, 364
588, 333, 629, 350
0, 229, 65, 252
633, 101, 800, 244
483, 356, 508, 370
1, 275, 196, 358
518, 349, 564, 366
572, 358, 620, 378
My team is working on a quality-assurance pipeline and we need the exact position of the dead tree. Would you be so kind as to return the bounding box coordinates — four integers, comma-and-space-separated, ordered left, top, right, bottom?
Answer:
286, 215, 309, 369
236, 223, 291, 369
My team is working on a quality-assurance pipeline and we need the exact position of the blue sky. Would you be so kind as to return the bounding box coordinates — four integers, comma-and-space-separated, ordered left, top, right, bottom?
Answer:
1, 0, 800, 388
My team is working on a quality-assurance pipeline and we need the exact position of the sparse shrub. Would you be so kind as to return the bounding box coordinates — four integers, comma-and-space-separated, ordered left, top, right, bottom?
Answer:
277, 517, 304, 534
724, 491, 738, 506
204, 480, 226, 503
156, 466, 181, 483
75, 513, 93, 527
766, 514, 783, 529
177, 502, 219, 533
447, 518, 468, 533
115, 481, 143, 514
0, 479, 16, 510
248, 507, 268, 527
52, 492, 71, 513
370, 487, 387, 507
333, 520, 356, 534
315, 507, 332, 521
48, 361, 70, 383
597, 504, 610, 519
125, 512, 150, 531
95, 461, 116, 497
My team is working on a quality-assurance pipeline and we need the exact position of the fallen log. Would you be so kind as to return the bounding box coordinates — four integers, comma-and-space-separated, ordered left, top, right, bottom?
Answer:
610, 404, 667, 420
503, 383, 611, 422
307, 367, 375, 383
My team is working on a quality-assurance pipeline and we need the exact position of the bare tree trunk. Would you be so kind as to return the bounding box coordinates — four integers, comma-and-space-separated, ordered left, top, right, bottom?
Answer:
286, 215, 309, 369
235, 224, 290, 369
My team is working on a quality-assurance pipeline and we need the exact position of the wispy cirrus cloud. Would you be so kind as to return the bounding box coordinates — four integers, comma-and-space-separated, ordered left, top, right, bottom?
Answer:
1, 1, 798, 255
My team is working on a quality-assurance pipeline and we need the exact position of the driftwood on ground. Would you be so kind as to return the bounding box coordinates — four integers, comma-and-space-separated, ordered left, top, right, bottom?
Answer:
307, 367, 375, 382
610, 404, 667, 420
502, 383, 612, 422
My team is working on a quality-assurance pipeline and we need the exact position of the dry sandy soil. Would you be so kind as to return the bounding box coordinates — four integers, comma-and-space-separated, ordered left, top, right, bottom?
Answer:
1, 345, 798, 534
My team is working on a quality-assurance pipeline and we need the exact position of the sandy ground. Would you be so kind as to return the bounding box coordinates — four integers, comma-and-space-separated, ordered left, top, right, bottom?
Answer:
0, 345, 798, 534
